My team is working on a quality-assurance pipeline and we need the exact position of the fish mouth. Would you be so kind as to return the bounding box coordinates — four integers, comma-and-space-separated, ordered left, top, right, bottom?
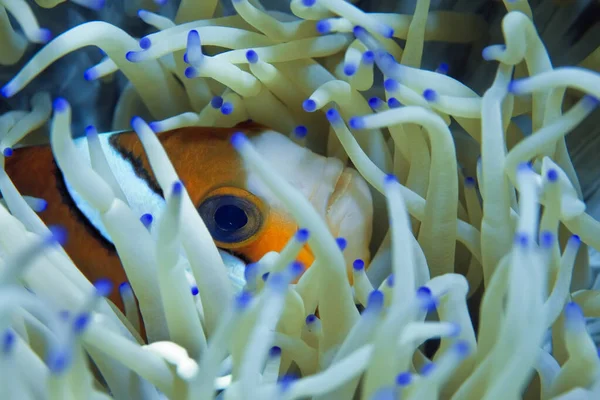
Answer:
217, 248, 248, 293
219, 247, 251, 265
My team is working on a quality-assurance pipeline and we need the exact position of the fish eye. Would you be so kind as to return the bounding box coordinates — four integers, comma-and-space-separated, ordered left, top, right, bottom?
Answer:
197, 188, 264, 247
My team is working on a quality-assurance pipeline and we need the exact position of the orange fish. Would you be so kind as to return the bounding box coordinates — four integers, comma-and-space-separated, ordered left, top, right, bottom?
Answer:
2, 122, 373, 311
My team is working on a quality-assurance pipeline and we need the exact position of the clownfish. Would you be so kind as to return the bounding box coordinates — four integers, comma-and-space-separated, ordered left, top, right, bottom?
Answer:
2, 122, 373, 311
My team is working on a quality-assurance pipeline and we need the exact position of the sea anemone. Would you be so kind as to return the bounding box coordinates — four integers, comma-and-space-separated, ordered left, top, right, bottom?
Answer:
1, 0, 600, 399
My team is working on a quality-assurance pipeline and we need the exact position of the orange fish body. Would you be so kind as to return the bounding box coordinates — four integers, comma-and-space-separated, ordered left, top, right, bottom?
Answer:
2, 123, 373, 312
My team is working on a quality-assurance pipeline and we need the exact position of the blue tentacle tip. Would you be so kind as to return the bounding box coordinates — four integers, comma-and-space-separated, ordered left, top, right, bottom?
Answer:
0, 85, 11, 98
230, 132, 248, 149
423, 89, 438, 102
367, 290, 384, 309
139, 37, 151, 50
507, 80, 520, 94
235, 291, 252, 310
302, 99, 317, 112
343, 63, 357, 76
94, 278, 113, 297
38, 28, 53, 43
388, 98, 401, 108
295, 228, 310, 242
210, 96, 224, 109
172, 181, 184, 195
52, 98, 69, 112
221, 102, 234, 115
326, 108, 342, 124
316, 20, 331, 34
48, 225, 68, 246
348, 116, 365, 129
246, 49, 259, 64
353, 259, 365, 271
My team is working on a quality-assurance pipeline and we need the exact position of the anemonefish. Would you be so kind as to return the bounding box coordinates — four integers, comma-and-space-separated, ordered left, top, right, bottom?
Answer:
2, 122, 373, 312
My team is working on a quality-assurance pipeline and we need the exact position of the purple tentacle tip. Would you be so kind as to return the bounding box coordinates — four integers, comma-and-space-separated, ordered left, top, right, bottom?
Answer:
305, 314, 317, 324
191, 286, 199, 296
302, 0, 316, 6
464, 176, 476, 187
570, 234, 581, 244
336, 237, 347, 251
546, 169, 558, 182
52, 98, 69, 112
2, 147, 13, 157
230, 132, 247, 149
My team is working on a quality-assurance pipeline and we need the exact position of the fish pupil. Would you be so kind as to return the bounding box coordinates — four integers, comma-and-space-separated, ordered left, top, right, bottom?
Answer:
214, 204, 248, 231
